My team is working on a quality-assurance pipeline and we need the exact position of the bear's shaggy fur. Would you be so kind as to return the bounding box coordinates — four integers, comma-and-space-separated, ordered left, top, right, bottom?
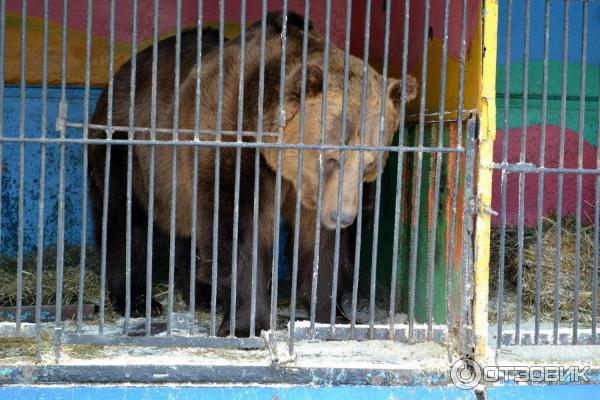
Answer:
89, 12, 417, 336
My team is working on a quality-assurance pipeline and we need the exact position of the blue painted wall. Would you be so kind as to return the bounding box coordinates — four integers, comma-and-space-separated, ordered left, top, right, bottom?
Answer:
1, 86, 101, 257
3, 384, 600, 399
0, 385, 476, 400
497, 0, 600, 65
487, 383, 600, 399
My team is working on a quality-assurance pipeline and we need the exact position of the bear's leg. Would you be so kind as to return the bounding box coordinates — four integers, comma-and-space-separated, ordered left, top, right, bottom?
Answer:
105, 195, 164, 318
88, 143, 129, 317
174, 236, 212, 310
90, 148, 164, 319
296, 227, 351, 324
174, 235, 192, 305
217, 239, 271, 338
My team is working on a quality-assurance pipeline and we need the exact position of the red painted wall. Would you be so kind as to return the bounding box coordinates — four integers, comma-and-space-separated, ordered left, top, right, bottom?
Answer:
350, 0, 480, 77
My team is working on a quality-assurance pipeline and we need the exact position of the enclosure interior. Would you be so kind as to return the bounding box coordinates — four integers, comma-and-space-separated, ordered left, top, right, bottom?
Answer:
0, 0, 483, 362
489, 0, 600, 348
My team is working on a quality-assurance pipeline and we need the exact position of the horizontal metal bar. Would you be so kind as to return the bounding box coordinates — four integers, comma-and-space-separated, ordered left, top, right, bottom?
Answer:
499, 328, 600, 346
0, 305, 95, 323
63, 334, 264, 349
65, 122, 278, 138
494, 162, 600, 175
0, 364, 453, 386
0, 136, 465, 153
292, 322, 448, 343
406, 109, 477, 119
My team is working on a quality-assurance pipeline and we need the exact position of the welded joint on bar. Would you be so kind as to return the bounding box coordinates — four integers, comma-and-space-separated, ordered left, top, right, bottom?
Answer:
469, 195, 499, 217
278, 110, 286, 128
492, 162, 536, 173
483, 207, 498, 217
261, 330, 296, 366
55, 100, 67, 132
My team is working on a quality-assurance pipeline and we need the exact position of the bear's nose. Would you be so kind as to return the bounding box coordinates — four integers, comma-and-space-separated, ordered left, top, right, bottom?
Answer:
329, 210, 355, 228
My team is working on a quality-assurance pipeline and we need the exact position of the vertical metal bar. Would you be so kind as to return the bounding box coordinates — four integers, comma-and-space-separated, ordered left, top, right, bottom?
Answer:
369, 1, 391, 339
350, 0, 372, 338
462, 117, 476, 353
389, 0, 412, 339
593, 72, 600, 344
77, 0, 93, 334
35, 0, 49, 361
310, 0, 332, 335
249, 0, 267, 338
124, 0, 138, 336
330, 0, 353, 334
99, 0, 116, 335
515, 0, 531, 346
210, 0, 225, 337
554, 0, 570, 345
497, 0, 512, 349
270, 1, 288, 332
408, 0, 430, 342
0, 14, 4, 257
572, 0, 587, 345
367, 0, 392, 340
55, 0, 69, 360
0, 0, 5, 265
534, 0, 551, 345
229, 0, 244, 337
167, 0, 183, 337
189, 0, 204, 336
445, 0, 468, 347
146, 0, 160, 336
15, 0, 27, 336
426, 0, 451, 341
289, 0, 311, 352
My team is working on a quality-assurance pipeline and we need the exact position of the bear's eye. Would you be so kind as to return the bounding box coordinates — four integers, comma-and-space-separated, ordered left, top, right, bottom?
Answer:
327, 158, 340, 169
364, 161, 375, 174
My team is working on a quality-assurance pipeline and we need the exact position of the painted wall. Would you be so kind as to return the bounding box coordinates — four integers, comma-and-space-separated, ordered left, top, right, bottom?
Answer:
6, 0, 349, 86
493, 0, 600, 226
0, 385, 477, 400
1, 86, 101, 257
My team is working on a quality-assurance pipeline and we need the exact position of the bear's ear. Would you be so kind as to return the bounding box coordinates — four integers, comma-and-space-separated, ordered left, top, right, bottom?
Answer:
286, 63, 324, 103
387, 75, 418, 110
266, 11, 314, 33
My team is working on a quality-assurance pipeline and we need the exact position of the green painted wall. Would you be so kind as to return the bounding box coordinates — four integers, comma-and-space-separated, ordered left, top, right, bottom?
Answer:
496, 61, 599, 145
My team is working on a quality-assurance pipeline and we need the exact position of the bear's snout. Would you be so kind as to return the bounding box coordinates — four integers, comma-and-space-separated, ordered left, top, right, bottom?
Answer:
328, 210, 356, 229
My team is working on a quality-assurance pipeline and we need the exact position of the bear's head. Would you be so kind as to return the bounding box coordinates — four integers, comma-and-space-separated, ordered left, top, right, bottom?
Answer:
263, 55, 418, 230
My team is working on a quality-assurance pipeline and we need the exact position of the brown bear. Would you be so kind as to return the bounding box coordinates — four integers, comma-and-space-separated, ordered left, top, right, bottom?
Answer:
89, 12, 417, 337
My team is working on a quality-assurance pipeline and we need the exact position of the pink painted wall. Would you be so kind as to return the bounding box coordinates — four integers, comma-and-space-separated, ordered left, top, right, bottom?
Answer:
492, 126, 598, 226
9, 0, 348, 48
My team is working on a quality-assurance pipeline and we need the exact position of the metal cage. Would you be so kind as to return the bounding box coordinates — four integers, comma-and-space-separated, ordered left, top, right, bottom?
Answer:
6, 0, 586, 389
491, 0, 600, 352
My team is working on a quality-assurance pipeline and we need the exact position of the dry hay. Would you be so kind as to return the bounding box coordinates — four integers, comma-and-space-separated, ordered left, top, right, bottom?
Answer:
489, 217, 599, 325
0, 335, 106, 363
0, 246, 102, 307
522, 217, 598, 324
0, 245, 196, 323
